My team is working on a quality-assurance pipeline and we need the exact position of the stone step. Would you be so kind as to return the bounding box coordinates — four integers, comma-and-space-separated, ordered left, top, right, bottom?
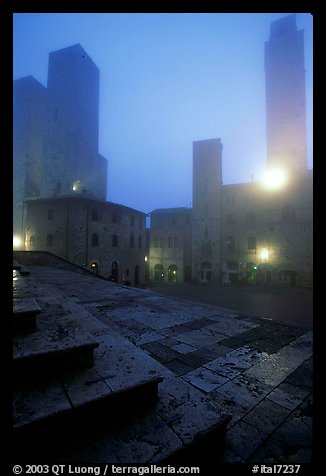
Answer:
13, 297, 41, 335
13, 371, 230, 464
13, 313, 100, 376
13, 335, 168, 458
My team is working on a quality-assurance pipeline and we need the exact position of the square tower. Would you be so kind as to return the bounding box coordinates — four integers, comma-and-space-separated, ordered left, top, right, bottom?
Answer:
264, 14, 308, 175
41, 44, 107, 199
192, 138, 223, 283
13, 76, 46, 239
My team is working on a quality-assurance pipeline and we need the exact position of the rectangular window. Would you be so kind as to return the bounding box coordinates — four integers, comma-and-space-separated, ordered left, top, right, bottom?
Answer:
48, 209, 53, 220
138, 236, 142, 248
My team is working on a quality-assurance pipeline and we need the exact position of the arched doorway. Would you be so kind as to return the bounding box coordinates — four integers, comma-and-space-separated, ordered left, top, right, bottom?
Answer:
168, 264, 178, 283
134, 265, 140, 287
246, 262, 257, 284
201, 261, 211, 283
110, 261, 118, 283
227, 261, 239, 284
154, 264, 164, 281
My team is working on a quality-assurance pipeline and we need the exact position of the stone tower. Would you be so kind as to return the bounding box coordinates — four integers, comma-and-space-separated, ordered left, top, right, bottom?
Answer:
264, 14, 307, 175
192, 138, 223, 283
13, 76, 46, 239
41, 44, 107, 199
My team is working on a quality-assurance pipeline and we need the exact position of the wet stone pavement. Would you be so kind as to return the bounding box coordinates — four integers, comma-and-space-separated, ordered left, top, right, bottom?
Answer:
14, 266, 313, 463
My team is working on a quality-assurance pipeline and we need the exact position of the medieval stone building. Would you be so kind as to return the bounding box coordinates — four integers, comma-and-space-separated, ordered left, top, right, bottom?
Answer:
13, 44, 108, 241
24, 195, 147, 286
149, 14, 313, 288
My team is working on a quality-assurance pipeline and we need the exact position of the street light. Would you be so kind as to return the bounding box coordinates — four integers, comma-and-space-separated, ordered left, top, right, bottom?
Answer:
13, 235, 22, 250
262, 168, 287, 190
260, 248, 270, 263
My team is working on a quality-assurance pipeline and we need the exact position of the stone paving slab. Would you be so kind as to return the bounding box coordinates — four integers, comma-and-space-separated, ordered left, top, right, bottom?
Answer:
12, 264, 313, 464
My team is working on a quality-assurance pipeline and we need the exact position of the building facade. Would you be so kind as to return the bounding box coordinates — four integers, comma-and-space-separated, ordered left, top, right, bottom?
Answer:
149, 208, 192, 283
13, 44, 108, 243
24, 195, 147, 286
148, 15, 313, 288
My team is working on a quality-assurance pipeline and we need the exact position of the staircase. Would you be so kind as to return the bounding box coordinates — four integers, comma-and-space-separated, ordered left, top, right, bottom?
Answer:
13, 262, 230, 463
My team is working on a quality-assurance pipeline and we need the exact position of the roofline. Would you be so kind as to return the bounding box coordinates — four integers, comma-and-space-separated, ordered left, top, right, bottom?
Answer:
24, 195, 148, 216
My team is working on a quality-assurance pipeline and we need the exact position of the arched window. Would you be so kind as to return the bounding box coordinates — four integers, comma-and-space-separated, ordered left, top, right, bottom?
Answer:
247, 236, 256, 250
91, 233, 99, 247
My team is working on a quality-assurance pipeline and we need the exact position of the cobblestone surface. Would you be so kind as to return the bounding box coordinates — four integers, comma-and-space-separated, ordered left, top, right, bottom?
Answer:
14, 266, 313, 463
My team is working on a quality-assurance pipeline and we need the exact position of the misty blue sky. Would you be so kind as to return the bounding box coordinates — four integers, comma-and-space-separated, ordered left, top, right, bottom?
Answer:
13, 13, 313, 215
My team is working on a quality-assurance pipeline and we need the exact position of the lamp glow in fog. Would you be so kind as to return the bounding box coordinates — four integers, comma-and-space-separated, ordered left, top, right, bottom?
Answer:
263, 169, 287, 189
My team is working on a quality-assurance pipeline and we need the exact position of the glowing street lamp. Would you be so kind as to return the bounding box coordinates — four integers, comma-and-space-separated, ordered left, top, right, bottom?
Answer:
260, 248, 270, 263
13, 235, 22, 250
262, 169, 287, 190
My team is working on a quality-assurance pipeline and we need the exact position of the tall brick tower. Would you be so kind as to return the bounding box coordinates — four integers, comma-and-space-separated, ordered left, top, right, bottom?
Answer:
41, 44, 107, 199
192, 138, 223, 283
264, 14, 308, 175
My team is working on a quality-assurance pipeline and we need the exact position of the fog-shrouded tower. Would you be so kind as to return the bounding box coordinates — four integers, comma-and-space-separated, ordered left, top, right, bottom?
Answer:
13, 76, 46, 238
265, 14, 308, 175
192, 138, 223, 284
41, 44, 107, 199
